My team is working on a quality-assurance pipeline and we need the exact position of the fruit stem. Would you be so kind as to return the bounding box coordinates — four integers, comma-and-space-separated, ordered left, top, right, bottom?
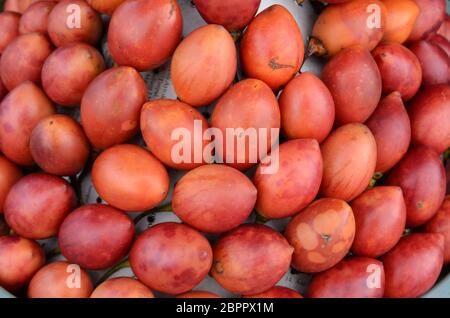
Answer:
402, 228, 413, 237
95, 258, 130, 287
368, 172, 384, 190
255, 213, 268, 225
306, 37, 327, 58
133, 202, 173, 225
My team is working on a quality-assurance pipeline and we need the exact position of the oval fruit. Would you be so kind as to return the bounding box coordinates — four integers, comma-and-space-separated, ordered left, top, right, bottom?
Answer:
0, 156, 22, 213
244, 286, 303, 298
0, 11, 20, 54
19, 1, 56, 35
407, 0, 446, 42
177, 291, 220, 298
86, 0, 127, 15
381, 0, 420, 44
91, 277, 154, 298
424, 196, 450, 264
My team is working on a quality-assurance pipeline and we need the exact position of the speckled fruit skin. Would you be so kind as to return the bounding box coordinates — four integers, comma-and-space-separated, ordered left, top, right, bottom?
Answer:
92, 144, 169, 212
80, 67, 147, 150
0, 156, 22, 214
307, 257, 385, 298
19, 1, 56, 35
140, 99, 210, 170
87, 0, 127, 15
0, 236, 45, 292
47, 0, 102, 47
387, 146, 446, 228
59, 204, 135, 270
381, 0, 420, 44
172, 165, 256, 233
240, 5, 304, 92
350, 187, 406, 258
211, 224, 293, 295
28, 261, 93, 298
365, 92, 411, 173
193, 0, 260, 32
424, 196, 450, 264
279, 72, 335, 143
382, 233, 444, 298
130, 222, 213, 295
408, 84, 450, 154
108, 0, 182, 71
285, 198, 355, 273
211, 79, 280, 171
171, 24, 236, 107
254, 139, 323, 219
4, 173, 76, 239
91, 277, 154, 298
176, 291, 220, 298
0, 82, 55, 166
320, 124, 377, 201
42, 43, 105, 107
406, 0, 446, 43
321, 47, 382, 125
244, 286, 303, 298
0, 12, 20, 54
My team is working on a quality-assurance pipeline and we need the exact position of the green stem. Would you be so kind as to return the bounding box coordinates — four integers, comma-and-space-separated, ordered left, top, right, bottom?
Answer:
367, 172, 384, 190
96, 258, 130, 287
133, 202, 173, 225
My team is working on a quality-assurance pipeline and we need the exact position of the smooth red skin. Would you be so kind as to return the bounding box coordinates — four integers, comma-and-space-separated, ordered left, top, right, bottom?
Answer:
254, 139, 323, 219
365, 92, 411, 173
19, 1, 56, 35
80, 67, 147, 150
0, 33, 53, 91
42, 43, 105, 106
437, 16, 450, 42
428, 34, 450, 58
30, 115, 90, 176
47, 0, 102, 47
381, 0, 420, 44
382, 233, 444, 298
0, 236, 45, 292
424, 196, 450, 264
244, 286, 303, 299
240, 5, 304, 92
211, 79, 280, 170
109, 0, 182, 71
171, 24, 237, 107
350, 187, 406, 258
3, 0, 52, 14
59, 204, 135, 270
177, 291, 220, 298
0, 12, 20, 54
91, 277, 154, 298
212, 224, 293, 295
0, 156, 22, 213
279, 73, 335, 143
0, 82, 55, 166
407, 0, 446, 42
387, 146, 446, 227
172, 165, 257, 233
285, 198, 355, 273
322, 47, 382, 125
28, 261, 93, 298
140, 99, 210, 170
307, 257, 385, 298
409, 84, 450, 154
92, 144, 169, 212
130, 222, 213, 295
193, 0, 260, 32
320, 124, 377, 201
409, 40, 450, 86
87, 0, 127, 15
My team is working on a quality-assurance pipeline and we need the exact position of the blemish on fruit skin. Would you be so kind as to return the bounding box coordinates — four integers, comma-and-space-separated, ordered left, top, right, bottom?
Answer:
308, 251, 326, 263
416, 201, 424, 209
296, 223, 318, 250
313, 210, 340, 234
213, 260, 224, 275
331, 241, 347, 253
268, 57, 294, 70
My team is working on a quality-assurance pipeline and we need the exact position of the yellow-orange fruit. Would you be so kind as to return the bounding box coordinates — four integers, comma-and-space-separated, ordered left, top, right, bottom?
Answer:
381, 0, 420, 44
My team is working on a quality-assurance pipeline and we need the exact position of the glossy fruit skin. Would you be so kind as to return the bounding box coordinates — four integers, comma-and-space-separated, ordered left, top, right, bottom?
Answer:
140, 99, 210, 170
0, 82, 55, 166
171, 24, 236, 107
91, 277, 154, 298
80, 67, 147, 150
87, 0, 127, 15
372, 43, 422, 102
320, 124, 377, 201
42, 43, 105, 107
19, 1, 56, 35
322, 47, 382, 125
240, 5, 304, 91
92, 144, 169, 212
130, 222, 213, 295
254, 139, 323, 219
285, 198, 355, 273
244, 286, 303, 298
0, 236, 45, 292
407, 0, 446, 43
409, 84, 450, 154
3, 0, 44, 14
365, 92, 411, 173
30, 115, 89, 176
172, 165, 256, 233
212, 224, 293, 295
28, 261, 93, 298
350, 187, 406, 258
381, 0, 420, 44
424, 196, 450, 264
0, 156, 22, 213
387, 146, 446, 227
211, 79, 280, 170
59, 204, 134, 270
428, 34, 450, 58
176, 291, 220, 298
4, 173, 76, 239
0, 12, 20, 54
47, 0, 102, 47
382, 233, 444, 298
108, 0, 182, 71
307, 257, 385, 298
0, 33, 53, 91
279, 73, 335, 142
